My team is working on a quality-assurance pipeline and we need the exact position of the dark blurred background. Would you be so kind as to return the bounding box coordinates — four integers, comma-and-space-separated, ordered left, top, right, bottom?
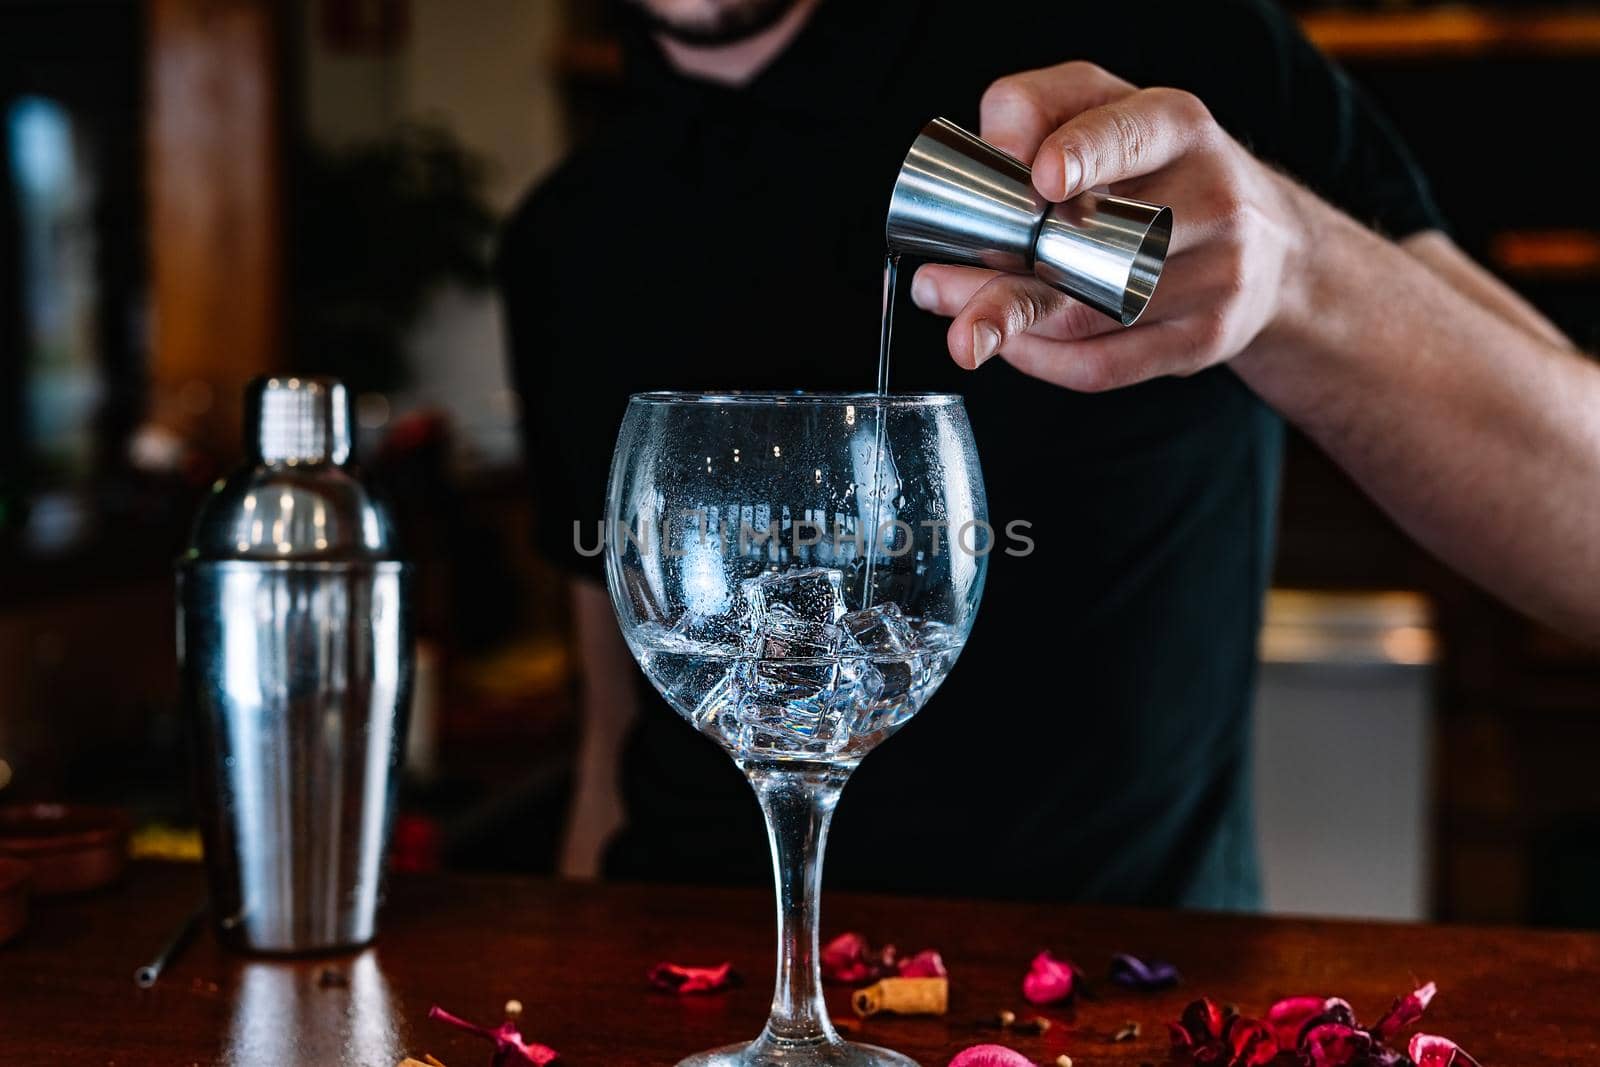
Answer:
1, 0, 1597, 927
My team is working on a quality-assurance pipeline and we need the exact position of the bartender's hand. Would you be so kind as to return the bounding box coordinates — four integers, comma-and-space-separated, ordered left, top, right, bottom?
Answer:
911, 62, 1309, 391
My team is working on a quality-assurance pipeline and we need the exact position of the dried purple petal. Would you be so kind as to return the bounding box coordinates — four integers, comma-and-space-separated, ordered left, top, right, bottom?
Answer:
1372, 981, 1438, 1042
1021, 950, 1082, 1006
428, 1004, 559, 1066
1409, 1034, 1482, 1067
947, 1044, 1034, 1067
647, 961, 737, 995
1109, 952, 1181, 991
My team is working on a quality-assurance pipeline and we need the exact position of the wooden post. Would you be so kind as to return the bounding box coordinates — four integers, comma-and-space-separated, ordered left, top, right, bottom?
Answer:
146, 0, 284, 455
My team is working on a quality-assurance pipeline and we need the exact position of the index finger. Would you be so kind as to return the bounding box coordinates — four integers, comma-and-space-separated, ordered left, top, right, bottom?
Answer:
980, 61, 1137, 162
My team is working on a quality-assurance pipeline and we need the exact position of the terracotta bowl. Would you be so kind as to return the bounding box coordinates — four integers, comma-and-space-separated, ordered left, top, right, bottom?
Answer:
0, 804, 130, 895
0, 858, 27, 945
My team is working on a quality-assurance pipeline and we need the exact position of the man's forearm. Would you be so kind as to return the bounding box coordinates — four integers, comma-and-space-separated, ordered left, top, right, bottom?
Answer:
1399, 230, 1572, 349
560, 577, 639, 878
1235, 183, 1600, 641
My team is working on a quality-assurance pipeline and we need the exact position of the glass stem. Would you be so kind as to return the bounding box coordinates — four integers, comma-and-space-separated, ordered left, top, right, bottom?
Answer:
749, 763, 851, 1046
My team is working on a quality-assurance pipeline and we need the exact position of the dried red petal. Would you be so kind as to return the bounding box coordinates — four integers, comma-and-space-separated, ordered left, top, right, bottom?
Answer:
428, 1005, 559, 1066
1021, 950, 1081, 1005
947, 1044, 1034, 1067
1301, 1022, 1372, 1067
1317, 998, 1358, 1031
1224, 1016, 1279, 1067
647, 961, 737, 995
1175, 986, 1460, 1067
1178, 998, 1227, 1045
1266, 996, 1327, 1051
1409, 1033, 1483, 1067
897, 949, 948, 978
1371, 981, 1437, 1042
821, 932, 897, 984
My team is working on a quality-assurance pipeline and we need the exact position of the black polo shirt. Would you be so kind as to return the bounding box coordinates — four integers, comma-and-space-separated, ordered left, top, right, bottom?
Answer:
499, 0, 1441, 908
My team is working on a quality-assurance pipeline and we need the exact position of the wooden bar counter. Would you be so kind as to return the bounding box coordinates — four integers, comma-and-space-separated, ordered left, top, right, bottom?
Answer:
2, 862, 1596, 1065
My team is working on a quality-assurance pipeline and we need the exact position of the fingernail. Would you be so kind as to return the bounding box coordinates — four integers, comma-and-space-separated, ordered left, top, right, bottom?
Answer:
910, 272, 936, 310
972, 322, 1001, 364
1059, 150, 1081, 198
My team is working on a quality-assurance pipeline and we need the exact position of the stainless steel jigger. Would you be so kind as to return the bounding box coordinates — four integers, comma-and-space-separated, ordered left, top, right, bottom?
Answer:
886, 117, 1173, 326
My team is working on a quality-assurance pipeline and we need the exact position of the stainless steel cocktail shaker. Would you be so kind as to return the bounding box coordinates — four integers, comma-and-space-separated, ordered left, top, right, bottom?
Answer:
886, 117, 1172, 326
177, 376, 412, 953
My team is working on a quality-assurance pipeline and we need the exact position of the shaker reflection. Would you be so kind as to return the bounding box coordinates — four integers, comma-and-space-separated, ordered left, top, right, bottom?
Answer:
224, 951, 401, 1067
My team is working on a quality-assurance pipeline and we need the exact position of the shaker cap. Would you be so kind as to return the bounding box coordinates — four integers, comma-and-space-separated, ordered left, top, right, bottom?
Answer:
247, 376, 352, 466
182, 375, 401, 563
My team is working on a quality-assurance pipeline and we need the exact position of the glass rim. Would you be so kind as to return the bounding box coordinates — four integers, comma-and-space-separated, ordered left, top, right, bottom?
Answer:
626, 390, 962, 408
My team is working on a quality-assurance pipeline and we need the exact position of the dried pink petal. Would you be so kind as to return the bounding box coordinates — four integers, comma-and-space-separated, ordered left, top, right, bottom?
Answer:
1409, 1034, 1483, 1067
1301, 1022, 1372, 1067
428, 1005, 559, 1066
1371, 981, 1438, 1042
1021, 950, 1081, 1006
647, 961, 737, 995
821, 932, 897, 984
896, 949, 947, 978
947, 1044, 1034, 1067
1265, 995, 1328, 1050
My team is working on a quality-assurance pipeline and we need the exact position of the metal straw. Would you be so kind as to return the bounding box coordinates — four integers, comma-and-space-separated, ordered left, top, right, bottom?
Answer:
133, 901, 206, 988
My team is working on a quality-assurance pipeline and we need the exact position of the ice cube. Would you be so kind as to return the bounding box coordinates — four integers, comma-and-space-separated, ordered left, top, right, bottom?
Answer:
747, 567, 847, 626
755, 615, 843, 660
833, 655, 885, 710
907, 617, 959, 652
732, 713, 844, 755
670, 609, 753, 653
736, 665, 848, 757
840, 602, 913, 654
692, 665, 744, 736
743, 659, 839, 725
840, 602, 928, 716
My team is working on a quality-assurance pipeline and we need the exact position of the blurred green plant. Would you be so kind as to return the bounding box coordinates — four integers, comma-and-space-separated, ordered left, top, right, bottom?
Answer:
291, 123, 496, 394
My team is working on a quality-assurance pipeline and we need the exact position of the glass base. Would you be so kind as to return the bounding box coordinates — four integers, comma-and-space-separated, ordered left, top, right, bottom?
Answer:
675, 1038, 920, 1067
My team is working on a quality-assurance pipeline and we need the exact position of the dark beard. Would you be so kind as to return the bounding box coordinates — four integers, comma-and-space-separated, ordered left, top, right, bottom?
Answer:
626, 0, 803, 47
